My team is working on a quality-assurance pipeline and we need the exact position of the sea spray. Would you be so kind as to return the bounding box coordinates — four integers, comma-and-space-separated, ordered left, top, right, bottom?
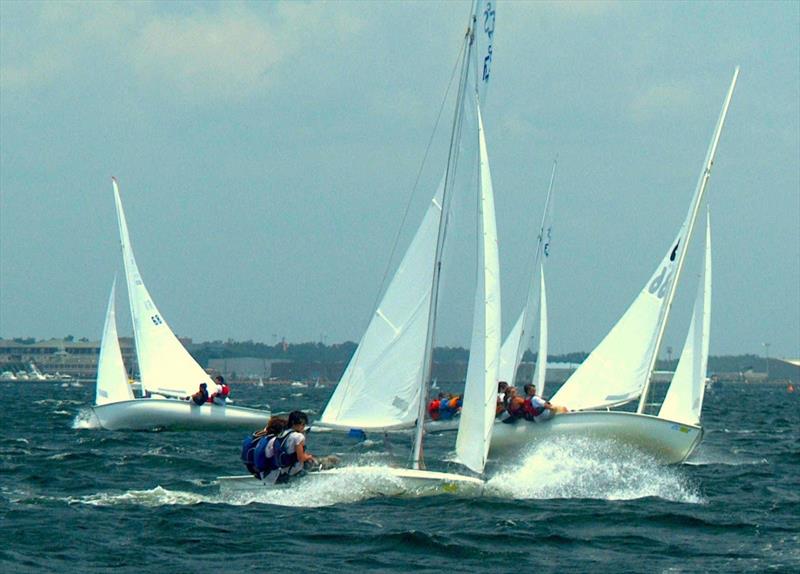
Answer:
485, 436, 703, 503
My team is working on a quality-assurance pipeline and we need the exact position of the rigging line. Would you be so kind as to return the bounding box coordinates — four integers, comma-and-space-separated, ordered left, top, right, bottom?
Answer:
366, 40, 469, 329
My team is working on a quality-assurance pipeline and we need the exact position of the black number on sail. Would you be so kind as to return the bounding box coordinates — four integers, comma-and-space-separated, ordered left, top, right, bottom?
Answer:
648, 267, 672, 299
150, 315, 163, 326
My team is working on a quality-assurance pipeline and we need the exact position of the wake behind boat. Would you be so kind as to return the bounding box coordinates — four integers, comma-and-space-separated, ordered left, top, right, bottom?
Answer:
89, 179, 271, 431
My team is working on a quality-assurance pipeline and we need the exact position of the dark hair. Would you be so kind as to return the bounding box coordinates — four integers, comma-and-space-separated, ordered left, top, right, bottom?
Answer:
523, 383, 535, 395
215, 375, 225, 384
200, 383, 207, 389
287, 410, 308, 428
266, 417, 287, 436
498, 381, 508, 391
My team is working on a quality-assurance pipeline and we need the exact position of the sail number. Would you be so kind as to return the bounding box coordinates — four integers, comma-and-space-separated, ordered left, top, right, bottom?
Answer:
482, 1, 496, 83
648, 266, 673, 299
150, 314, 163, 326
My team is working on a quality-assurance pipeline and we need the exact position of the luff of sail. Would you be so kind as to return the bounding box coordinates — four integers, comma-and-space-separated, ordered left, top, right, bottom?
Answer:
95, 278, 133, 405
112, 178, 213, 398
455, 102, 501, 474
319, 181, 444, 430
659, 210, 711, 425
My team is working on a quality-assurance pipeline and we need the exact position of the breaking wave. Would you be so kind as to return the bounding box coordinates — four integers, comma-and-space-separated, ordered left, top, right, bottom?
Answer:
72, 408, 101, 429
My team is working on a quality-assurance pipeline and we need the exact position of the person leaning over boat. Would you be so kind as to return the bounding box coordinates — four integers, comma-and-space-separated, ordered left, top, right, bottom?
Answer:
496, 381, 509, 417
263, 410, 316, 484
184, 383, 209, 405
209, 375, 230, 405
522, 383, 568, 421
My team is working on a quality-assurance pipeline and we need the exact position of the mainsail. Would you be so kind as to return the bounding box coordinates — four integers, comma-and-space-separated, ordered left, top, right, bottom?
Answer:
95, 278, 134, 405
112, 178, 214, 398
455, 102, 501, 474
659, 210, 711, 425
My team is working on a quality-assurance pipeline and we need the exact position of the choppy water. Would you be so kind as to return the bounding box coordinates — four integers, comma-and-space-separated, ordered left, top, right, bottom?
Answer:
1, 380, 798, 573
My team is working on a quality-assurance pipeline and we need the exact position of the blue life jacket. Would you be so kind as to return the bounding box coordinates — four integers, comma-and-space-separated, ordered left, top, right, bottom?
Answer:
241, 433, 264, 476
270, 430, 300, 470
253, 435, 277, 473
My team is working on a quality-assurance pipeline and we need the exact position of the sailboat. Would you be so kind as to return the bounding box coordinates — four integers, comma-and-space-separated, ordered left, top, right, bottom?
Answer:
219, 0, 498, 493
91, 179, 271, 431
490, 68, 739, 463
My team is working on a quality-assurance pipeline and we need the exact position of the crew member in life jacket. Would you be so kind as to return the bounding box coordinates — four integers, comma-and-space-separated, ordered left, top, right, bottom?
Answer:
521, 383, 568, 422
503, 386, 526, 423
263, 410, 316, 484
185, 382, 209, 405
209, 375, 231, 405
241, 416, 287, 478
496, 381, 509, 417
427, 392, 448, 421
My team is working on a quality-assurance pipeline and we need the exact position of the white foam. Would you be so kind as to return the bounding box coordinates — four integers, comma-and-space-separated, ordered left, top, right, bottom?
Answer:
485, 436, 704, 503
72, 408, 101, 429
70, 486, 205, 507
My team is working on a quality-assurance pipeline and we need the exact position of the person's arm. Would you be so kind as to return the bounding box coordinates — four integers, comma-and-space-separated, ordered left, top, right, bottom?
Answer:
295, 439, 314, 463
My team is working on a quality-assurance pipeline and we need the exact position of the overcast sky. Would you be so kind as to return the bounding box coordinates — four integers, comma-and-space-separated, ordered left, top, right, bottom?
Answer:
1, 1, 798, 358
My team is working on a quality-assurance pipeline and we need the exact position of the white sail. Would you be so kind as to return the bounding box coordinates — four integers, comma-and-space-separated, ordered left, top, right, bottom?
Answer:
95, 278, 134, 405
319, 180, 444, 430
637, 67, 738, 413
455, 102, 502, 474
554, 68, 738, 413
551, 234, 681, 411
497, 160, 557, 385
532, 266, 548, 396
112, 178, 213, 398
659, 210, 711, 425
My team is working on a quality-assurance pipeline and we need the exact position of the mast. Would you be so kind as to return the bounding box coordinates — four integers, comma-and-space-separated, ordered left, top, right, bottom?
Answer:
509, 160, 557, 384
637, 67, 738, 414
411, 5, 478, 469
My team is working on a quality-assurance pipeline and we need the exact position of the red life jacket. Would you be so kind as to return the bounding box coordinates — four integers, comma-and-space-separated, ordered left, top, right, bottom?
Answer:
523, 398, 545, 419
428, 399, 441, 420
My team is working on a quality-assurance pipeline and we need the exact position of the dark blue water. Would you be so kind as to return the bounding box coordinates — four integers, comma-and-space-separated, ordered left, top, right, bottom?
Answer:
1, 381, 797, 573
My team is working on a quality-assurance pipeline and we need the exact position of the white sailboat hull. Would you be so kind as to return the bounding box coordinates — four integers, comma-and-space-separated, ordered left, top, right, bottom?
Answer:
218, 466, 484, 495
91, 398, 270, 431
489, 411, 703, 464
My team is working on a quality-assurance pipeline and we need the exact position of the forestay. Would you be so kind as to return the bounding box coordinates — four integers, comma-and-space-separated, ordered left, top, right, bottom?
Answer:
659, 211, 711, 425
319, 181, 444, 430
455, 103, 501, 474
95, 279, 134, 405
112, 178, 214, 398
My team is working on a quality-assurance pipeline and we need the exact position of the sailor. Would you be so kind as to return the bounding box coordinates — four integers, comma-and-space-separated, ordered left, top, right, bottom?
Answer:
503, 386, 526, 423
261, 410, 316, 484
185, 382, 209, 406
522, 383, 568, 421
241, 417, 287, 477
496, 381, 509, 416
427, 392, 448, 421
209, 375, 231, 405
